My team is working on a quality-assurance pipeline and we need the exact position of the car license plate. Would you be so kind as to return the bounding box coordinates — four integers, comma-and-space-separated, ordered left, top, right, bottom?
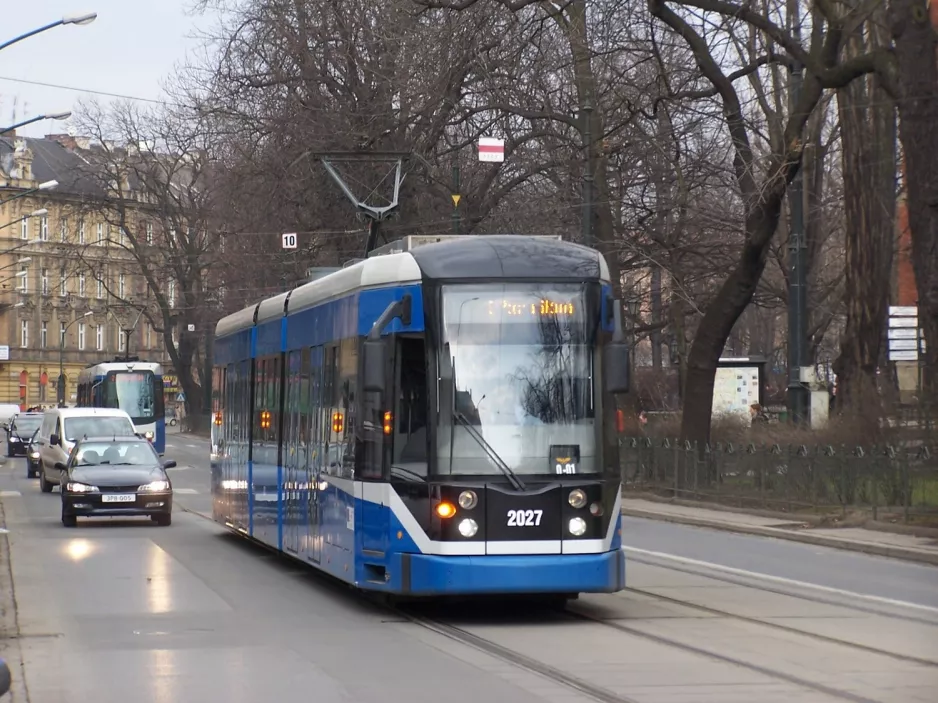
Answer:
101, 494, 135, 503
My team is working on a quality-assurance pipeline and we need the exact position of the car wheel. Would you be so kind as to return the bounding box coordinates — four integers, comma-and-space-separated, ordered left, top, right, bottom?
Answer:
39, 471, 53, 494
61, 506, 77, 528
153, 513, 172, 527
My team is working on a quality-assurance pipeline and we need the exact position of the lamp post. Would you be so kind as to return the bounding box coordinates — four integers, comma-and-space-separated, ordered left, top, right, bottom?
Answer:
58, 311, 93, 407
0, 180, 58, 209
0, 112, 71, 135
0, 13, 97, 52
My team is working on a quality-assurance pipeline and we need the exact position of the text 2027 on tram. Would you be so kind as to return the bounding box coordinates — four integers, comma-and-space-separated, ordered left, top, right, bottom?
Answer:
211, 234, 630, 598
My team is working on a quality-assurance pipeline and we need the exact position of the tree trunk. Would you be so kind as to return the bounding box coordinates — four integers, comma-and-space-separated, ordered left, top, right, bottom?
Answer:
890, 0, 938, 392
833, 12, 897, 427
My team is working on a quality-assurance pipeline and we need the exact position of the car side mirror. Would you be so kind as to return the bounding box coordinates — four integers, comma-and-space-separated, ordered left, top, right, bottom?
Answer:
162, 460, 177, 469
362, 339, 388, 394
54, 461, 67, 471
603, 342, 631, 394
50, 433, 61, 446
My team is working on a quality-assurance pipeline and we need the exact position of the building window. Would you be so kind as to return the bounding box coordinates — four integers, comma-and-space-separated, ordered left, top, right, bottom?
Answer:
96, 223, 104, 245
19, 268, 27, 293
39, 215, 49, 241
120, 228, 127, 246
96, 325, 103, 351
168, 280, 175, 308
118, 273, 125, 299
60, 218, 68, 242
40, 322, 48, 349
118, 329, 126, 352
41, 268, 48, 295
146, 323, 152, 348
78, 323, 86, 350
78, 273, 86, 297
60, 322, 66, 347
97, 278, 104, 299
20, 320, 28, 348
78, 220, 85, 245
146, 222, 153, 244
59, 268, 67, 297
20, 217, 28, 240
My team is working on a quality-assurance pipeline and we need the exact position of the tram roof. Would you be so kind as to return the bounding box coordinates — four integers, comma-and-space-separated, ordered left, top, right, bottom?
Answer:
215, 234, 610, 338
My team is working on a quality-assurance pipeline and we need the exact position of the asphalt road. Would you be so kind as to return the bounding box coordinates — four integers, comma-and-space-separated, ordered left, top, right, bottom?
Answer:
1, 431, 935, 703
0, 443, 597, 703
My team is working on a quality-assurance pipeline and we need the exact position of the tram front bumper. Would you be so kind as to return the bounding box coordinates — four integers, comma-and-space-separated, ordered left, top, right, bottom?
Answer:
390, 548, 625, 596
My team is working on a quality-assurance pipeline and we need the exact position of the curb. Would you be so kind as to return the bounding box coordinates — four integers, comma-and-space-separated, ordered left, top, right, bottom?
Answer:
0, 501, 30, 702
622, 507, 938, 567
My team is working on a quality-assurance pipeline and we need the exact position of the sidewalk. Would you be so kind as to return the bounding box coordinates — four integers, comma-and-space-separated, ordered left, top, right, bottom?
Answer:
622, 497, 938, 566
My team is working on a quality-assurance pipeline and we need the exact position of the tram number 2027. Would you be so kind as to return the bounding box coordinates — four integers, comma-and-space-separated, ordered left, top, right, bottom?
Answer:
507, 509, 543, 527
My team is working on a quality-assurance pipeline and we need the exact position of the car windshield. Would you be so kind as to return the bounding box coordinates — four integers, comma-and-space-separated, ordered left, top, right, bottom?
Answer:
73, 441, 158, 466
437, 283, 599, 476
64, 416, 135, 442
12, 417, 42, 436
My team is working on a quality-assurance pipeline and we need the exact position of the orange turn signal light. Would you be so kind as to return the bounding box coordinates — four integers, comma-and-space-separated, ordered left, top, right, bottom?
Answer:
435, 502, 456, 519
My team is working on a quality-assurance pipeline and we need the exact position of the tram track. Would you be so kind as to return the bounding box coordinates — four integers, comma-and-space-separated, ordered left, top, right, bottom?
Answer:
560, 604, 890, 703
619, 584, 938, 668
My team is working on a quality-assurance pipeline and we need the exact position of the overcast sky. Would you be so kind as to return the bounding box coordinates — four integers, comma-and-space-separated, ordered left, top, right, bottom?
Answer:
2, 1, 213, 137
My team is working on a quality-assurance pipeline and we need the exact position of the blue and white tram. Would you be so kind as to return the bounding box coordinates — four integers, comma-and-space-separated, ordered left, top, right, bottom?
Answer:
77, 359, 166, 454
211, 234, 629, 597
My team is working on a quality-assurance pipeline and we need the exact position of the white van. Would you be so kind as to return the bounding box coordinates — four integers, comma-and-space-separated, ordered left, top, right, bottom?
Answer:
35, 407, 136, 493
0, 404, 21, 429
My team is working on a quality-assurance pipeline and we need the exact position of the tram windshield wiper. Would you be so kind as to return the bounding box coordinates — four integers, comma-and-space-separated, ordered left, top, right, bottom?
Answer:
453, 411, 526, 491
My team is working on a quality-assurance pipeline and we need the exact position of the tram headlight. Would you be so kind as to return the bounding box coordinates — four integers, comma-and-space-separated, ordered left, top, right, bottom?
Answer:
457, 490, 478, 510
568, 488, 587, 509
458, 518, 478, 538
568, 517, 587, 537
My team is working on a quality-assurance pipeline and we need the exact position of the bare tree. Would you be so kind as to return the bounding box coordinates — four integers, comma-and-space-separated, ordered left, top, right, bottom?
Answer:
61, 100, 225, 417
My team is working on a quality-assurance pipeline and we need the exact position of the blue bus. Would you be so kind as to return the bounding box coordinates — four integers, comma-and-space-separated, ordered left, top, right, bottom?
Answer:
76, 359, 166, 454
212, 234, 630, 598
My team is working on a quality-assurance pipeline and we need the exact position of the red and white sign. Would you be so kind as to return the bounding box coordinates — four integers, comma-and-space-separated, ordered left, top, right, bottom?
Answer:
478, 137, 505, 163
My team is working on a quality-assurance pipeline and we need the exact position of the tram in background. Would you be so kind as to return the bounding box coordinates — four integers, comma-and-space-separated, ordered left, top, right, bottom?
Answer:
211, 234, 630, 598
76, 359, 166, 454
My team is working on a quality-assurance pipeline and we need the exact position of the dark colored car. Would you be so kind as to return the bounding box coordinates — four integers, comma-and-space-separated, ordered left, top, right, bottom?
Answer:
58, 436, 176, 528
26, 436, 42, 478
5, 412, 43, 459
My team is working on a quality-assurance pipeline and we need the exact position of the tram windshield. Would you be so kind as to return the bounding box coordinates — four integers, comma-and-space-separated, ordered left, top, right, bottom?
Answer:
437, 283, 599, 476
103, 371, 163, 424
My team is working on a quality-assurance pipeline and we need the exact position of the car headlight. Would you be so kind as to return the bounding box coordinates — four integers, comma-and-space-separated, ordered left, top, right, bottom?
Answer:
66, 482, 98, 493
458, 518, 478, 538
29, 451, 39, 459
9, 437, 18, 443
139, 480, 171, 492
568, 488, 587, 509
568, 517, 587, 537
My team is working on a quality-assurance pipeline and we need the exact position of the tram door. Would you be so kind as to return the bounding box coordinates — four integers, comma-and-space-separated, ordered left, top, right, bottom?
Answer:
305, 346, 324, 563
283, 350, 302, 554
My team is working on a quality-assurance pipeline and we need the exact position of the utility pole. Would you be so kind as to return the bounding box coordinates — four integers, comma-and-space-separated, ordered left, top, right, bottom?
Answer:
581, 103, 594, 247
451, 162, 461, 234
787, 4, 809, 425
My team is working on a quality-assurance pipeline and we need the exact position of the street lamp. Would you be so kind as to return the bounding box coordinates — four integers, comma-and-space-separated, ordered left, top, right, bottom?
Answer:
0, 210, 46, 233
0, 112, 72, 134
0, 13, 98, 52
0, 180, 58, 209
58, 311, 94, 406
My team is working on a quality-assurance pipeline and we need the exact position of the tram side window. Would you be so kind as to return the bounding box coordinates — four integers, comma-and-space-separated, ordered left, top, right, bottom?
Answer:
393, 337, 428, 477
338, 337, 358, 477
322, 346, 340, 475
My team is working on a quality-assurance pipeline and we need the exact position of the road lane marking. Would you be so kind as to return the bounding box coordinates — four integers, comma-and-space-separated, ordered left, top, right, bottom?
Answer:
0, 490, 21, 497
173, 488, 199, 494
623, 546, 938, 615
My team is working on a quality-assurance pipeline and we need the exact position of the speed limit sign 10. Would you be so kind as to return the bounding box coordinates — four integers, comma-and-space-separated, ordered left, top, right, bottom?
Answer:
282, 232, 298, 249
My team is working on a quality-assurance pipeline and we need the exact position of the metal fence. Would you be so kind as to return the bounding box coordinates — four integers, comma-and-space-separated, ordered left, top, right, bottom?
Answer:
620, 436, 938, 524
